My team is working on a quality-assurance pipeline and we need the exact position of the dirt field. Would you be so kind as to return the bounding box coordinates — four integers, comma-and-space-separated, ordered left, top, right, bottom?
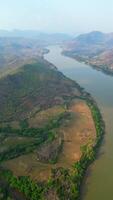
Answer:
2, 99, 96, 181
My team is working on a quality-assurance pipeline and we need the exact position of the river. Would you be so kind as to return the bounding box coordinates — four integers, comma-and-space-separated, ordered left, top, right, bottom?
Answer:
45, 45, 113, 200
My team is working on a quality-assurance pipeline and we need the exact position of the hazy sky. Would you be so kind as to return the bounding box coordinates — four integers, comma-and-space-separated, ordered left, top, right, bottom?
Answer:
0, 0, 113, 34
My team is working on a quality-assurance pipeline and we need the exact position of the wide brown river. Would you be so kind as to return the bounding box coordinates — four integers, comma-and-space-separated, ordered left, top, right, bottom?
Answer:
45, 45, 113, 200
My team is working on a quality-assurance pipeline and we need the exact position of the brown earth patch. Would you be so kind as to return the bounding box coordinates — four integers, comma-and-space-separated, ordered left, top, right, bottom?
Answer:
56, 99, 96, 167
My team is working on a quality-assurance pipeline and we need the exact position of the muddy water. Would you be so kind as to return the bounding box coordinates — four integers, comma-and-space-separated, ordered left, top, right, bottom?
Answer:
45, 45, 113, 200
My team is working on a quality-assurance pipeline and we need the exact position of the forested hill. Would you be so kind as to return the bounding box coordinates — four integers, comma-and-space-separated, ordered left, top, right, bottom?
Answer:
0, 59, 81, 123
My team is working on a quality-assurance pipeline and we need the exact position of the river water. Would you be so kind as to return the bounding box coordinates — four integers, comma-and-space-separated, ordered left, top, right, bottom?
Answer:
45, 45, 113, 200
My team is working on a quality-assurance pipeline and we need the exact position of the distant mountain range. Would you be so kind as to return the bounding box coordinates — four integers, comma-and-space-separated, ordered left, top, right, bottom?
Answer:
64, 31, 113, 74
0, 29, 72, 42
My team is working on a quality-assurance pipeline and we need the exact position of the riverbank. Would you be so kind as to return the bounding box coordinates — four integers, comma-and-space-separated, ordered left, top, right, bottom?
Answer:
62, 51, 113, 77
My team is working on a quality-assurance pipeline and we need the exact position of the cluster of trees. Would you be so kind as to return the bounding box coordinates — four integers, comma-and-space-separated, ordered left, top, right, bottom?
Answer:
0, 112, 70, 162
10, 176, 43, 200
49, 168, 79, 200
0, 169, 46, 200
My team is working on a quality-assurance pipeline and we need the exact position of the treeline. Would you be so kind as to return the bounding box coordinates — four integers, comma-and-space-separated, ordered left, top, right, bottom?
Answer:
0, 169, 47, 200
87, 100, 105, 146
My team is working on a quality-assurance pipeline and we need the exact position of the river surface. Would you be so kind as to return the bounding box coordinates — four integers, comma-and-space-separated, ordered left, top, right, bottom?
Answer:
45, 45, 113, 200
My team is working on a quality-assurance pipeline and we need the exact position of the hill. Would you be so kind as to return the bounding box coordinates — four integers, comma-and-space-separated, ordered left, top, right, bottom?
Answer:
63, 31, 113, 74
0, 59, 81, 123
0, 37, 47, 74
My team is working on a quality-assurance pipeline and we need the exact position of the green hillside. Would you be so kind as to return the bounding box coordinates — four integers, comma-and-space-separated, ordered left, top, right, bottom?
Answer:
0, 59, 81, 123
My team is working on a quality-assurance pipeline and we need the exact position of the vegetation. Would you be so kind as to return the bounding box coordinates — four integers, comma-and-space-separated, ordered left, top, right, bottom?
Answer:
0, 54, 105, 199
0, 61, 79, 122
0, 112, 71, 162
0, 169, 44, 200
45, 94, 105, 200
0, 94, 105, 200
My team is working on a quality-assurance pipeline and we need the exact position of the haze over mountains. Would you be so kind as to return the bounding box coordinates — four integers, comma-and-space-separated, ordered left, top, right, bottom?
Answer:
0, 30, 72, 75
0, 29, 72, 41
1, 30, 113, 77
64, 31, 113, 74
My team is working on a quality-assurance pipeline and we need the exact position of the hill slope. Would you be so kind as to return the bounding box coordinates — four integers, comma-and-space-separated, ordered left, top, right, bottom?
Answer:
0, 59, 81, 122
0, 37, 47, 73
63, 31, 113, 74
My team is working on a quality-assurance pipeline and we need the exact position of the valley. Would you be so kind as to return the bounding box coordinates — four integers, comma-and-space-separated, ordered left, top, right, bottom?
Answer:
0, 0, 112, 199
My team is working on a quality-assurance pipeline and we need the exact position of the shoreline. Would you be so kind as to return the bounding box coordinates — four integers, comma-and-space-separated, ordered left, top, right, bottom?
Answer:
62, 51, 113, 77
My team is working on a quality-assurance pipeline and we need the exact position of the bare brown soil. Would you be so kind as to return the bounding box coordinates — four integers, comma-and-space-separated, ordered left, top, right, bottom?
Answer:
57, 99, 96, 167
